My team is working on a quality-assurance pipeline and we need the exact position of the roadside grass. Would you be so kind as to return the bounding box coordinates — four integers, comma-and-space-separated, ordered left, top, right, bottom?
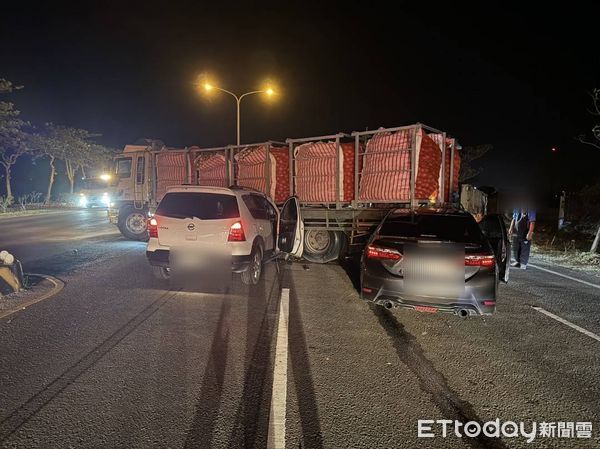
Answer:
532, 222, 600, 274
0, 207, 73, 219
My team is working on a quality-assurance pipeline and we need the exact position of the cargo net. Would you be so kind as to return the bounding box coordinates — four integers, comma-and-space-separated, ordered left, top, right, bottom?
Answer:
195, 151, 228, 187
293, 141, 355, 204
155, 151, 189, 201
233, 144, 290, 203
357, 127, 442, 203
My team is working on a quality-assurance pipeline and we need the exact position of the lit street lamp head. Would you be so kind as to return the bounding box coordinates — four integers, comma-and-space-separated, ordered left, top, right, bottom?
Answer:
197, 78, 280, 145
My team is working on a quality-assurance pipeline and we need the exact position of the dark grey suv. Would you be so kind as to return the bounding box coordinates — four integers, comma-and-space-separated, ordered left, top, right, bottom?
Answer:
360, 207, 509, 316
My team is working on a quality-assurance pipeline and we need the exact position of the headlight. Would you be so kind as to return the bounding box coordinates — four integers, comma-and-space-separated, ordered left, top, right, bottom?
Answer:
78, 195, 88, 207
102, 192, 111, 206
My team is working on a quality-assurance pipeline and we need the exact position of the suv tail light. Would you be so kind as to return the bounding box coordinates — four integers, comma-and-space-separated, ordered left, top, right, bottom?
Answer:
366, 244, 402, 261
465, 254, 495, 267
228, 221, 246, 242
148, 217, 158, 238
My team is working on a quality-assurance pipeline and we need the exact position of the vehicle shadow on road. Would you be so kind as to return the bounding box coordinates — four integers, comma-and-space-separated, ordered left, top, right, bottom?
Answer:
282, 264, 325, 449
339, 254, 361, 293
183, 263, 282, 449
372, 304, 508, 449
183, 298, 232, 449
227, 265, 282, 448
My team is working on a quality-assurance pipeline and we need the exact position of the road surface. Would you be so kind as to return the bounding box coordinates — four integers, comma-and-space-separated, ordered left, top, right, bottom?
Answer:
0, 210, 598, 448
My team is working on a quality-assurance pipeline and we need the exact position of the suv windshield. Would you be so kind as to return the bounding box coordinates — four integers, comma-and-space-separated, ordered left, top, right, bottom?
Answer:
115, 157, 132, 179
380, 213, 484, 244
156, 192, 240, 220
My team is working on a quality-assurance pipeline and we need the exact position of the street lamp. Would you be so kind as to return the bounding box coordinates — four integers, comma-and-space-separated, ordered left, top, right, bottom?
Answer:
202, 83, 275, 145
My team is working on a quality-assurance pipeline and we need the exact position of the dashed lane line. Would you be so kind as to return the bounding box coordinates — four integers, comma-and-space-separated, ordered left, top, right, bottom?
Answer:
528, 263, 600, 290
531, 306, 600, 343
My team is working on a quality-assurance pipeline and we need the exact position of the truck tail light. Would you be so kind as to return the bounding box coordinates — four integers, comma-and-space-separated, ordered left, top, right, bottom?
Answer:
148, 217, 158, 238
465, 254, 495, 267
366, 244, 402, 261
228, 221, 246, 242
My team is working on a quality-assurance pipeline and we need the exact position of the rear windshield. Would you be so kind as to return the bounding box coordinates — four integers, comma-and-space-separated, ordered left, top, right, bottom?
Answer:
379, 213, 483, 244
156, 192, 239, 220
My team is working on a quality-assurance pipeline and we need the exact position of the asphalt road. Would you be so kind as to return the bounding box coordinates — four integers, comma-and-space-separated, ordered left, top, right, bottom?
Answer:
0, 210, 599, 448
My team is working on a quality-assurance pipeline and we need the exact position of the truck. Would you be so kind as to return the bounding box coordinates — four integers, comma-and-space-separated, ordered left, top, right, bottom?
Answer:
107, 123, 462, 261
77, 174, 116, 208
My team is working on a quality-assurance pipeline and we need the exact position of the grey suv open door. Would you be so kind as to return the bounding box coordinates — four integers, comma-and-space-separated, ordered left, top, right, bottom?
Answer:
278, 197, 304, 257
479, 214, 510, 283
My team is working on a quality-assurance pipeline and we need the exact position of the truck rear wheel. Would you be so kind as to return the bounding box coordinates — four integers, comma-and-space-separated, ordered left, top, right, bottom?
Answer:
303, 230, 343, 263
118, 206, 149, 241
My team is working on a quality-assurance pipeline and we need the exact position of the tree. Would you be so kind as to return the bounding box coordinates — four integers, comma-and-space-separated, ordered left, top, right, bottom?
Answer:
578, 89, 600, 252
42, 124, 114, 195
578, 88, 600, 150
26, 131, 57, 204
459, 144, 492, 182
0, 79, 28, 201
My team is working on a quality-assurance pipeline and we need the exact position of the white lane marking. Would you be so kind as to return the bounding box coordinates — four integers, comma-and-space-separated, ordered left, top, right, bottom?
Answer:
528, 263, 600, 290
267, 288, 290, 449
531, 306, 600, 343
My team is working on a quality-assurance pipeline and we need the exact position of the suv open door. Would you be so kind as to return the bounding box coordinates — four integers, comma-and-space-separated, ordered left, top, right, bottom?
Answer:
278, 197, 304, 258
479, 214, 510, 283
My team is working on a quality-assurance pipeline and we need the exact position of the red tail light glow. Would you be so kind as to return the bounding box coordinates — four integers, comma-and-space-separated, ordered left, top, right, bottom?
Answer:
465, 254, 495, 267
366, 244, 402, 261
148, 217, 158, 238
228, 221, 246, 242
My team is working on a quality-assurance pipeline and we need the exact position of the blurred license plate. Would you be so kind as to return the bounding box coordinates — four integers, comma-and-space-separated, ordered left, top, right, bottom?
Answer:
171, 247, 228, 270
404, 243, 464, 297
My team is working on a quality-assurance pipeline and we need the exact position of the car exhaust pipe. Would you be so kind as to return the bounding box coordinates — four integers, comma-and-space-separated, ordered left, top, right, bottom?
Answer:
385, 301, 394, 310
457, 308, 469, 318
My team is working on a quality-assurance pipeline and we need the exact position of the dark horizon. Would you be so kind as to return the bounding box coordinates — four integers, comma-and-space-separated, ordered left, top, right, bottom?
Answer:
2, 1, 600, 197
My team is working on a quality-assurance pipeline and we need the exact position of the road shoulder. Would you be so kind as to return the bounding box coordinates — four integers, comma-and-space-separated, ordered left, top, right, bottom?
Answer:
0, 274, 64, 320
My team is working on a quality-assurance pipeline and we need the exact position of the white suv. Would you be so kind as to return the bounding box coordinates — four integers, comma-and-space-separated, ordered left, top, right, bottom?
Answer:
146, 185, 304, 285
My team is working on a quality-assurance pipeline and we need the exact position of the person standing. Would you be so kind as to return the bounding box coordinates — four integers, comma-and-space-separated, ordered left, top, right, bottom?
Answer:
508, 206, 536, 269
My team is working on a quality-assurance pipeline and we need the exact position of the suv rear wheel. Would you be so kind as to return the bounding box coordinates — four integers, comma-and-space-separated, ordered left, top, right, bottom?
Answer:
241, 246, 263, 285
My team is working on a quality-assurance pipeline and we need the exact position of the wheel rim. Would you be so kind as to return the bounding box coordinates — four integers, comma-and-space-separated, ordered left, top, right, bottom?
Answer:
127, 212, 147, 234
305, 230, 331, 255
251, 251, 261, 282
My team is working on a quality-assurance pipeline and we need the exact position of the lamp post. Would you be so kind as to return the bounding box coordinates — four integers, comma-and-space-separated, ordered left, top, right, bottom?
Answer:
203, 84, 274, 146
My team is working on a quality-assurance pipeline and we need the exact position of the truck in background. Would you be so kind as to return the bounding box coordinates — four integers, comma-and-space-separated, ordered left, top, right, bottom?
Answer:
107, 123, 463, 261
460, 184, 488, 218
77, 174, 116, 208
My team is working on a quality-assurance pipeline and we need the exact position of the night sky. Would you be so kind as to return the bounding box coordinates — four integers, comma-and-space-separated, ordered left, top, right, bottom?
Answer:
2, 1, 599, 197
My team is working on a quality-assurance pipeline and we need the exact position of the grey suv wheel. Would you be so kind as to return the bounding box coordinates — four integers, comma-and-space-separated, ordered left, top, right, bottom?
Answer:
241, 246, 263, 285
